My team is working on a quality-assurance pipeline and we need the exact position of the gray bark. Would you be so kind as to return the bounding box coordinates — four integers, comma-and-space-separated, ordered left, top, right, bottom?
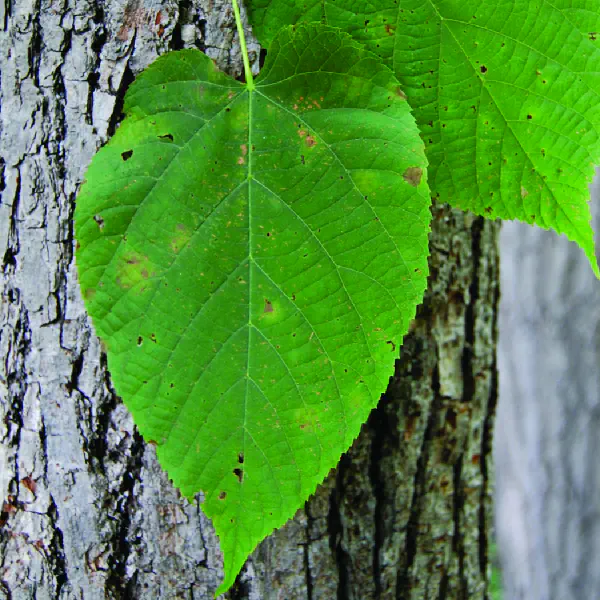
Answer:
495, 172, 600, 600
0, 1, 499, 598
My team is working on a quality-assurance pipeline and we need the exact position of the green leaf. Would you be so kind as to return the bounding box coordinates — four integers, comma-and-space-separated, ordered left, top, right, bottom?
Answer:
75, 24, 430, 594
250, 0, 600, 276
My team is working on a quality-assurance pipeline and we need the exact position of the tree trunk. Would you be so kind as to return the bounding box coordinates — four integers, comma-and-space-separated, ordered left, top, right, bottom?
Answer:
0, 1, 500, 598
495, 172, 600, 600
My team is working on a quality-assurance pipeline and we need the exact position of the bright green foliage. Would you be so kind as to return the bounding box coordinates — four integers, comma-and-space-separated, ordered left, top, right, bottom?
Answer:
75, 24, 430, 594
250, 0, 600, 276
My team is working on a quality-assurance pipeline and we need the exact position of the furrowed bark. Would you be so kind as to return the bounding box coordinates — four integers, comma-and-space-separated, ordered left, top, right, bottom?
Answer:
0, 1, 499, 598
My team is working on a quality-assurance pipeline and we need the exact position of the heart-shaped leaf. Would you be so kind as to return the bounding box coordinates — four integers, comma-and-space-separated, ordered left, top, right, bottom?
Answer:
75, 24, 431, 594
250, 0, 600, 276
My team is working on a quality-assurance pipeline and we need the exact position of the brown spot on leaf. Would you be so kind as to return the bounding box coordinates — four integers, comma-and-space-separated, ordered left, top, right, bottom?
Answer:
219, 491, 227, 500
264, 299, 273, 313
521, 186, 529, 198
305, 135, 317, 148
395, 86, 407, 100
403, 166, 423, 187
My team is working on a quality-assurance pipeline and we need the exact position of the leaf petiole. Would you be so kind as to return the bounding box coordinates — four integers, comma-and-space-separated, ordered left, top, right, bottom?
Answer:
232, 0, 254, 90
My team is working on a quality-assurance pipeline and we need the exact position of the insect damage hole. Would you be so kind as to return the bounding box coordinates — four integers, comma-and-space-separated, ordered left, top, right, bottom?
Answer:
233, 468, 243, 482
93, 214, 105, 229
121, 149, 133, 161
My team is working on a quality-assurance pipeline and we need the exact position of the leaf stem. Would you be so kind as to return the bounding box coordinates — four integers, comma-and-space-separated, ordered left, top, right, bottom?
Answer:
231, 0, 254, 90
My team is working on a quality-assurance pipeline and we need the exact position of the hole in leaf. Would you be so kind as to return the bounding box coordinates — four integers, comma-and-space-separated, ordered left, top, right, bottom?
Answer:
158, 133, 174, 142
259, 48, 267, 69
93, 214, 105, 229
233, 468, 243, 482
238, 452, 244, 464
480, 65, 487, 73
137, 336, 143, 346
121, 149, 133, 161
219, 491, 227, 500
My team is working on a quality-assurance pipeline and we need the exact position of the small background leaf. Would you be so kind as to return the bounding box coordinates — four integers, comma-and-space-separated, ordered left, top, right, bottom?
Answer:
75, 24, 431, 594
251, 0, 600, 276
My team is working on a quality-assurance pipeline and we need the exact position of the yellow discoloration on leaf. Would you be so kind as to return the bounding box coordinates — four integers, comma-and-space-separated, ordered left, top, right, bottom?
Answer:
170, 223, 193, 254
115, 253, 156, 289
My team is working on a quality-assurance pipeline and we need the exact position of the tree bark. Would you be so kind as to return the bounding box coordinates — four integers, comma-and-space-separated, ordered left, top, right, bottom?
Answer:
0, 1, 499, 598
495, 172, 600, 600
